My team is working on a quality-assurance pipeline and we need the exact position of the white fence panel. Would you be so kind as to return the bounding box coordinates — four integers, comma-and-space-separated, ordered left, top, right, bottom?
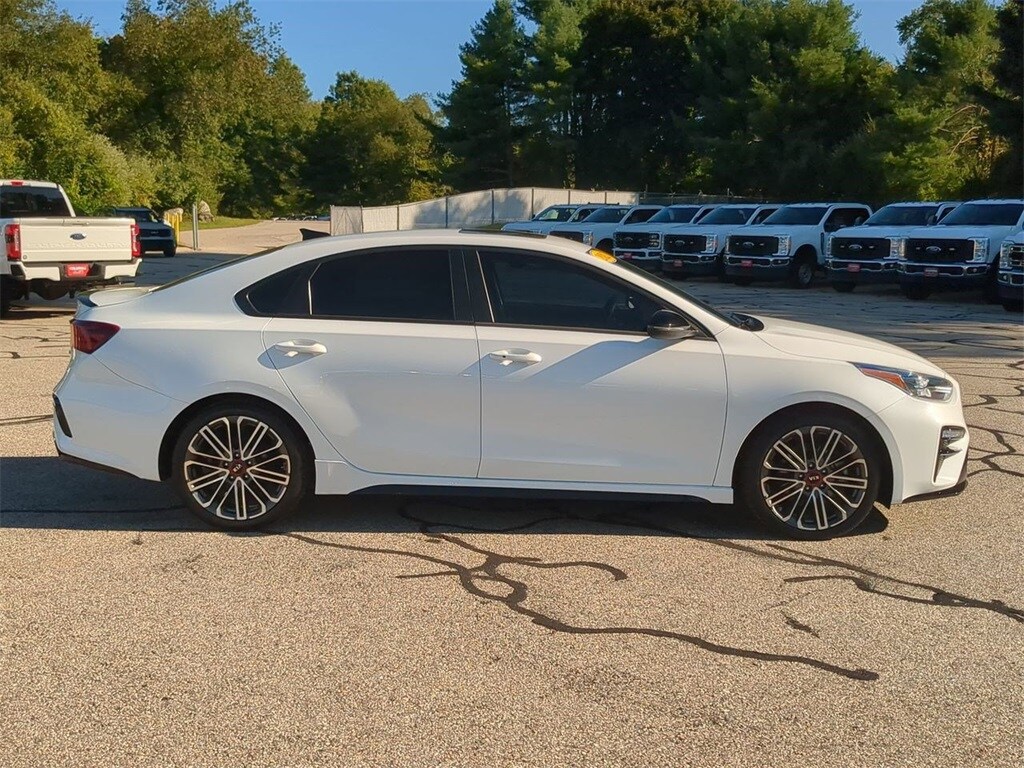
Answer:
361, 206, 399, 233
398, 197, 448, 229
493, 188, 533, 222
329, 206, 362, 236
445, 190, 495, 228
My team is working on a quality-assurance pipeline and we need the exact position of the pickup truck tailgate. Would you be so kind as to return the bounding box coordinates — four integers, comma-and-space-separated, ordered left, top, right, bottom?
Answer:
15, 217, 136, 263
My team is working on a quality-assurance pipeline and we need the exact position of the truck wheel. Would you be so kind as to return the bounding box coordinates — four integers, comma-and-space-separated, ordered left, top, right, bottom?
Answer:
733, 278, 752, 287
163, 245, 177, 258
1003, 300, 1023, 313
983, 267, 1000, 304
0, 277, 13, 317
832, 282, 856, 293
596, 240, 614, 254
789, 253, 816, 289
902, 285, 930, 301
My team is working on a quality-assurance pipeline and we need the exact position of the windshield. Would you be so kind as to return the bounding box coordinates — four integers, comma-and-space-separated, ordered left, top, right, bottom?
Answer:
533, 206, 576, 222
612, 257, 740, 328
567, 206, 598, 222
647, 206, 699, 224
115, 208, 159, 223
0, 185, 72, 218
863, 205, 940, 227
582, 207, 629, 224
699, 207, 755, 225
761, 206, 828, 225
939, 202, 1024, 227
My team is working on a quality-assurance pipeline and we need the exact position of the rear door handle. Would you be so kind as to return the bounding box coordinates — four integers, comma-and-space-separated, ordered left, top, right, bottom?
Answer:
489, 349, 542, 366
274, 339, 327, 357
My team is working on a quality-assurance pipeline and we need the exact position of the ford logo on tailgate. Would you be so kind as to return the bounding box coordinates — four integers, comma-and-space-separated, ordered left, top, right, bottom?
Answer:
70, 233, 86, 240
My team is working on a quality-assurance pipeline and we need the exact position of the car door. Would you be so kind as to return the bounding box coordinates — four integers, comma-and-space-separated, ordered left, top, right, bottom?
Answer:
469, 247, 728, 487
261, 246, 481, 478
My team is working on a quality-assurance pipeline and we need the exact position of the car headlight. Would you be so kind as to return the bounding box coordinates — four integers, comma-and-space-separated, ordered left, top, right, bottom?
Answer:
775, 235, 791, 256
583, 231, 594, 245
1000, 240, 1012, 268
826, 235, 834, 257
969, 237, 988, 262
853, 362, 954, 402
888, 237, 905, 259
702, 234, 718, 254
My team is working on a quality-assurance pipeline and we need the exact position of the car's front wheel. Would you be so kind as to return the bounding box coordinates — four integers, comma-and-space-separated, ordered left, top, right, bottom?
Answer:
737, 411, 883, 539
170, 403, 311, 530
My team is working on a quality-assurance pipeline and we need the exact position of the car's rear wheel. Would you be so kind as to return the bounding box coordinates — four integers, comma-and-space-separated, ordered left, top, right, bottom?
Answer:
170, 404, 310, 530
737, 411, 882, 540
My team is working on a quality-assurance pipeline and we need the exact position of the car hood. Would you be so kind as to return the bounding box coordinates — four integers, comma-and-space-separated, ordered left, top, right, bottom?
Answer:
906, 225, 1019, 240
752, 315, 945, 376
831, 225, 919, 238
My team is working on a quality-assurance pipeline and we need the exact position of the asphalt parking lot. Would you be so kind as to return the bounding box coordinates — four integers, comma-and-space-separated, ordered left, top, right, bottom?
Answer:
2, 250, 1022, 767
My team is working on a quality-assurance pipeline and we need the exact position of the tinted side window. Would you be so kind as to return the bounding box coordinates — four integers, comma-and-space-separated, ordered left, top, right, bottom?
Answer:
479, 250, 663, 333
826, 207, 868, 231
624, 208, 659, 224
310, 249, 455, 322
245, 264, 311, 316
751, 208, 776, 224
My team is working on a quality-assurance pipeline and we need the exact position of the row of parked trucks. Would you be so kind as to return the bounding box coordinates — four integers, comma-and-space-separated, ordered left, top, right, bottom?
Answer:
502, 198, 1024, 312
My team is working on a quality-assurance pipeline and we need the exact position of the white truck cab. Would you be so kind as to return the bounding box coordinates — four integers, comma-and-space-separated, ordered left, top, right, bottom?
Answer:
723, 202, 872, 288
660, 204, 780, 278
501, 204, 600, 235
550, 205, 663, 253
1, 180, 141, 316
897, 199, 1024, 301
825, 202, 959, 292
997, 230, 1024, 313
610, 204, 717, 270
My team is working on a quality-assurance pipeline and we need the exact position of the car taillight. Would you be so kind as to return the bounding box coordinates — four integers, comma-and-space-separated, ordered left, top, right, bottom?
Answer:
131, 223, 141, 259
4, 223, 21, 260
71, 320, 120, 354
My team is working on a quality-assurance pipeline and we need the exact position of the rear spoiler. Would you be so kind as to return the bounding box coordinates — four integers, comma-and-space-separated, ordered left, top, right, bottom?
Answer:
78, 285, 153, 308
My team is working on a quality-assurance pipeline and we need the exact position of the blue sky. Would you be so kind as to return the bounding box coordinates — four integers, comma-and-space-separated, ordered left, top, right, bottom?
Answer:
58, 0, 923, 101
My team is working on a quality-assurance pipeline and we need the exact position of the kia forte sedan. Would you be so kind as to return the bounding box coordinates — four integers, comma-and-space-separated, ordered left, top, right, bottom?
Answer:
53, 231, 968, 539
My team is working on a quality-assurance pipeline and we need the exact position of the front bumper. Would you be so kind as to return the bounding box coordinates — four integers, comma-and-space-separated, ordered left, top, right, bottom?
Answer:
997, 270, 1023, 300
723, 254, 791, 281
613, 249, 661, 269
898, 262, 989, 291
661, 253, 719, 276
826, 259, 899, 284
139, 236, 175, 252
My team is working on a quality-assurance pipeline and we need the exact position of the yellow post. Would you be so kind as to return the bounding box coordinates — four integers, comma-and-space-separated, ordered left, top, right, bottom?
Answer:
163, 211, 182, 244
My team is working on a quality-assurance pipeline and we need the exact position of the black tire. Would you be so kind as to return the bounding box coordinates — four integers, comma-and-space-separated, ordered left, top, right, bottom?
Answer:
832, 282, 856, 293
0, 276, 13, 317
902, 285, 930, 301
163, 245, 177, 258
1003, 299, 1023, 313
170, 402, 312, 530
733, 278, 752, 287
789, 252, 816, 289
736, 408, 883, 540
983, 265, 1000, 304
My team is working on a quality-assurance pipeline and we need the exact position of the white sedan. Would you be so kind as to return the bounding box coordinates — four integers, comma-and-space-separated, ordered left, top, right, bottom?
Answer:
53, 231, 969, 539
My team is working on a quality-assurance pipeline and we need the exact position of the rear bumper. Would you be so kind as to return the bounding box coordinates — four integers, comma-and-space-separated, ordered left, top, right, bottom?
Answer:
826, 260, 899, 284
11, 261, 139, 283
53, 354, 180, 481
997, 271, 1023, 300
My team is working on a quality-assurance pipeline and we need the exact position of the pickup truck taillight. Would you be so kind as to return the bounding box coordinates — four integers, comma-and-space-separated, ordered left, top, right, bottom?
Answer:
4, 224, 21, 260
71, 320, 120, 354
131, 223, 141, 259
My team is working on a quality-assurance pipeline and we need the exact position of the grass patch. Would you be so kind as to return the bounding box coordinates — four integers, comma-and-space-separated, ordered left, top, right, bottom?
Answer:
178, 216, 263, 232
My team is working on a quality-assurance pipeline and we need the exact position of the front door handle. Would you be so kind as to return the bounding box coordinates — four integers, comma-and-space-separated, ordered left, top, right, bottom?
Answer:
489, 349, 542, 366
274, 339, 327, 357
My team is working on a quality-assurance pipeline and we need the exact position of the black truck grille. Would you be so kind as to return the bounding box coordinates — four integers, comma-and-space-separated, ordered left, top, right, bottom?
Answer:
906, 238, 974, 263
664, 234, 709, 254
614, 232, 658, 249
830, 237, 889, 260
727, 235, 778, 257
551, 230, 586, 243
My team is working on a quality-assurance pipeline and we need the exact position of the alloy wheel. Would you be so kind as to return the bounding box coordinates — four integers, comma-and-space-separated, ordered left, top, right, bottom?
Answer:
183, 415, 292, 521
759, 426, 869, 531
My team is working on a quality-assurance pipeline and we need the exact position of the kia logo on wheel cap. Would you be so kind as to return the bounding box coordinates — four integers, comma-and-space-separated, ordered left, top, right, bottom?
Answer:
70, 233, 86, 240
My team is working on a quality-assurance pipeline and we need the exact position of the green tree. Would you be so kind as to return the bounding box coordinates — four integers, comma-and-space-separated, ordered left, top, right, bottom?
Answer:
304, 72, 448, 206
979, 0, 1023, 195
440, 0, 529, 190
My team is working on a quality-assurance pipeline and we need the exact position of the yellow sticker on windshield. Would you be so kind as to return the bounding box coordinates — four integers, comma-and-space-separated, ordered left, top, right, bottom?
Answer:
588, 248, 616, 263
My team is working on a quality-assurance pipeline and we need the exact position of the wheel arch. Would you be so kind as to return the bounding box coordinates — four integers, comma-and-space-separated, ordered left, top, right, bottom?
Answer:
729, 401, 895, 507
158, 393, 316, 482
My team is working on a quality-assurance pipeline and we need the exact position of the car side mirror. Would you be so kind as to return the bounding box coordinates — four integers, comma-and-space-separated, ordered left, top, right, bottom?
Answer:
647, 310, 697, 340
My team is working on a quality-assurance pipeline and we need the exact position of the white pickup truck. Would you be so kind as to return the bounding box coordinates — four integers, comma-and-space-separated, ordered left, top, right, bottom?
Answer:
998, 230, 1024, 313
610, 204, 719, 271
660, 204, 779, 278
1, 180, 141, 316
549, 205, 664, 253
722, 202, 872, 288
897, 199, 1024, 301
